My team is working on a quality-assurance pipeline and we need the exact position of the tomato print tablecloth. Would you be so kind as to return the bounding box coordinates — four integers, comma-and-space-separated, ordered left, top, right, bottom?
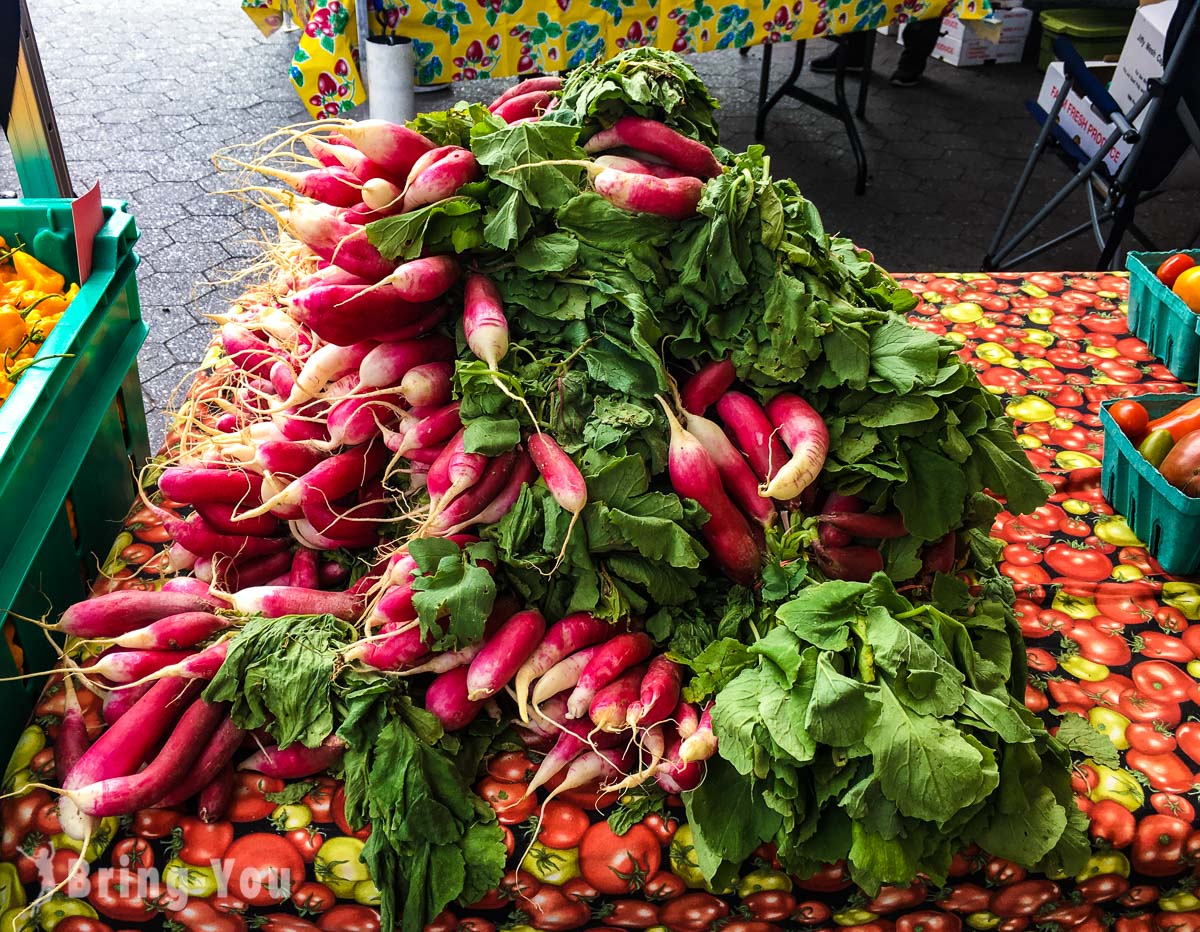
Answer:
6, 269, 1200, 932
240, 0, 991, 117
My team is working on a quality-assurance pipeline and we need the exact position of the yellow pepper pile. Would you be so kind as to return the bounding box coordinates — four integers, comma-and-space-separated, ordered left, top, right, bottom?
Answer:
0, 235, 78, 406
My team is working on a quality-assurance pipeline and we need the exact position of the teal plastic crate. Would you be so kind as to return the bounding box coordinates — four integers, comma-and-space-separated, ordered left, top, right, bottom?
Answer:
0, 199, 149, 761
1101, 393, 1200, 576
1126, 249, 1200, 382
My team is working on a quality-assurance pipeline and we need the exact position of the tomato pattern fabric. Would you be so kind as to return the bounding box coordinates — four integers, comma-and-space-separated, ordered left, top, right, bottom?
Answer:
6, 270, 1200, 932
243, 0, 993, 117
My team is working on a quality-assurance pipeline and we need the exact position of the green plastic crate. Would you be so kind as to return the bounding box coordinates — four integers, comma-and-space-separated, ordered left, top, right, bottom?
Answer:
1101, 393, 1200, 577
0, 199, 149, 761
1038, 8, 1134, 70
1126, 248, 1200, 382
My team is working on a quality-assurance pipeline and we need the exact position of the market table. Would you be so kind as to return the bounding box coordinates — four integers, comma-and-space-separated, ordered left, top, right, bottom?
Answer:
3, 269, 1197, 932
241, 0, 992, 191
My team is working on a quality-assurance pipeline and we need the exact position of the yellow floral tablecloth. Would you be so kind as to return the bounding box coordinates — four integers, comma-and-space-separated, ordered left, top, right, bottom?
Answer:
243, 0, 990, 116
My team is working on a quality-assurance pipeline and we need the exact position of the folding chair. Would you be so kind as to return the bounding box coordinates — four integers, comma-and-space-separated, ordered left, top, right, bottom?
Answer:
983, 0, 1200, 271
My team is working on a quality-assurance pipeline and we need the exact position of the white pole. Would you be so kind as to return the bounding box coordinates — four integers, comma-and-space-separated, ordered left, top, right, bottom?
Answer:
366, 36, 416, 123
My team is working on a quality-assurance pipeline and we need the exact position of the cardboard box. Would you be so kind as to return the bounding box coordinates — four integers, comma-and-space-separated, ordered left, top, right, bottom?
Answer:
902, 7, 1033, 67
1035, 60, 1134, 170
1107, 0, 1177, 118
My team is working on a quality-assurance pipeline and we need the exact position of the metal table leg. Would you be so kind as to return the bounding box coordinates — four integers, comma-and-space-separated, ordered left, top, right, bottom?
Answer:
754, 36, 872, 194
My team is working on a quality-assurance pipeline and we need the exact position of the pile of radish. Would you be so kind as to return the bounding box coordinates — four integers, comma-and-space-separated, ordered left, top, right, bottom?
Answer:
14, 48, 1071, 932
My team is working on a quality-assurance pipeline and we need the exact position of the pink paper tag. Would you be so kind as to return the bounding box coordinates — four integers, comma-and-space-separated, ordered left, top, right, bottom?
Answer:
72, 182, 103, 283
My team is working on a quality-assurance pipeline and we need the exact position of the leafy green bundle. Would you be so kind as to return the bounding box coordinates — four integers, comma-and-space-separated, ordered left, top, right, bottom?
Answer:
684, 572, 1087, 894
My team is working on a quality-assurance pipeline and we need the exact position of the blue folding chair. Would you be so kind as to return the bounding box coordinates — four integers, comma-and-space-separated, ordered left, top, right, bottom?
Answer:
984, 0, 1200, 271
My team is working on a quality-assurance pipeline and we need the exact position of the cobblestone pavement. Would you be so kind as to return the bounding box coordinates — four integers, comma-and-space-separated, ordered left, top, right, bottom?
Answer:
1, 1, 1194, 448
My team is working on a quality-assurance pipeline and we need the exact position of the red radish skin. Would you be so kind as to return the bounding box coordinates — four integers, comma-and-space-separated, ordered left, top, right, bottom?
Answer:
593, 168, 704, 221
584, 116, 722, 179
60, 678, 200, 837
527, 433, 586, 518
372, 304, 450, 343
68, 649, 202, 684
56, 680, 92, 785
678, 704, 716, 763
627, 655, 682, 728
335, 120, 435, 179
289, 547, 320, 588
214, 551, 296, 593
426, 429, 465, 502
923, 531, 957, 576
530, 643, 605, 710
455, 452, 535, 531
818, 493, 865, 548
813, 541, 884, 582
593, 154, 688, 180
287, 284, 439, 346
440, 444, 490, 508
270, 360, 296, 398
359, 336, 455, 389
304, 135, 346, 169
715, 391, 789, 484
352, 619, 438, 672
760, 392, 829, 501
489, 75, 562, 111
566, 632, 654, 719
239, 735, 346, 779
589, 665, 645, 732
243, 442, 388, 518
194, 501, 281, 538
660, 398, 762, 585
280, 202, 395, 280
656, 734, 704, 793
465, 609, 547, 701
493, 90, 553, 122
68, 697, 227, 817
102, 612, 232, 651
258, 439, 338, 477
680, 358, 736, 414
523, 720, 625, 798
155, 715, 247, 807
160, 577, 228, 606
426, 665, 485, 731
402, 148, 481, 211
159, 468, 264, 507
228, 586, 362, 620
819, 512, 907, 540
248, 164, 363, 207
400, 361, 453, 408
55, 590, 217, 639
102, 681, 152, 726
513, 612, 611, 722
221, 323, 280, 378
464, 274, 509, 370
684, 411, 776, 528
378, 255, 461, 303
301, 477, 390, 541
198, 764, 236, 822
398, 402, 462, 455
425, 450, 518, 535
320, 141, 394, 182
117, 641, 231, 689
325, 391, 406, 447
162, 513, 291, 562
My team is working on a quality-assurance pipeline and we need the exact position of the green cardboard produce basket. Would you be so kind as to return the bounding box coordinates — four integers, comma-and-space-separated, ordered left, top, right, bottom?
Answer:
0, 199, 149, 759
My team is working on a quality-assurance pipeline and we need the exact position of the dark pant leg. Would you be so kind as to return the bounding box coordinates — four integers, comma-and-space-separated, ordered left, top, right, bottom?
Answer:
897, 15, 943, 74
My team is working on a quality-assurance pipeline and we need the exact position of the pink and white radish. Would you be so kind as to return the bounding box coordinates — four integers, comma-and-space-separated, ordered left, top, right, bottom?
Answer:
239, 735, 346, 779
565, 632, 653, 720
680, 358, 736, 415
465, 609, 546, 701
759, 392, 829, 501
627, 655, 682, 728
584, 116, 722, 179
512, 612, 610, 722
593, 169, 704, 221
333, 120, 435, 179
684, 410, 776, 528
659, 397, 762, 585
426, 665, 485, 731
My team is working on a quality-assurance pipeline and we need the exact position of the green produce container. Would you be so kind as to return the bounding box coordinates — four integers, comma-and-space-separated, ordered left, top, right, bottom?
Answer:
1101, 393, 1200, 577
1038, 8, 1134, 71
0, 199, 149, 763
1126, 248, 1200, 383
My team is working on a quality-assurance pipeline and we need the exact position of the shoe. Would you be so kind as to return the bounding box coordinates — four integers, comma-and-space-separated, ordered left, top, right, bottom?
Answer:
810, 50, 864, 74
889, 67, 922, 87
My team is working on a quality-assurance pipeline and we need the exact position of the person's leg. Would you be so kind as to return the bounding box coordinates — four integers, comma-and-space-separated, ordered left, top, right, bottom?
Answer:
810, 32, 869, 72
892, 15, 942, 84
